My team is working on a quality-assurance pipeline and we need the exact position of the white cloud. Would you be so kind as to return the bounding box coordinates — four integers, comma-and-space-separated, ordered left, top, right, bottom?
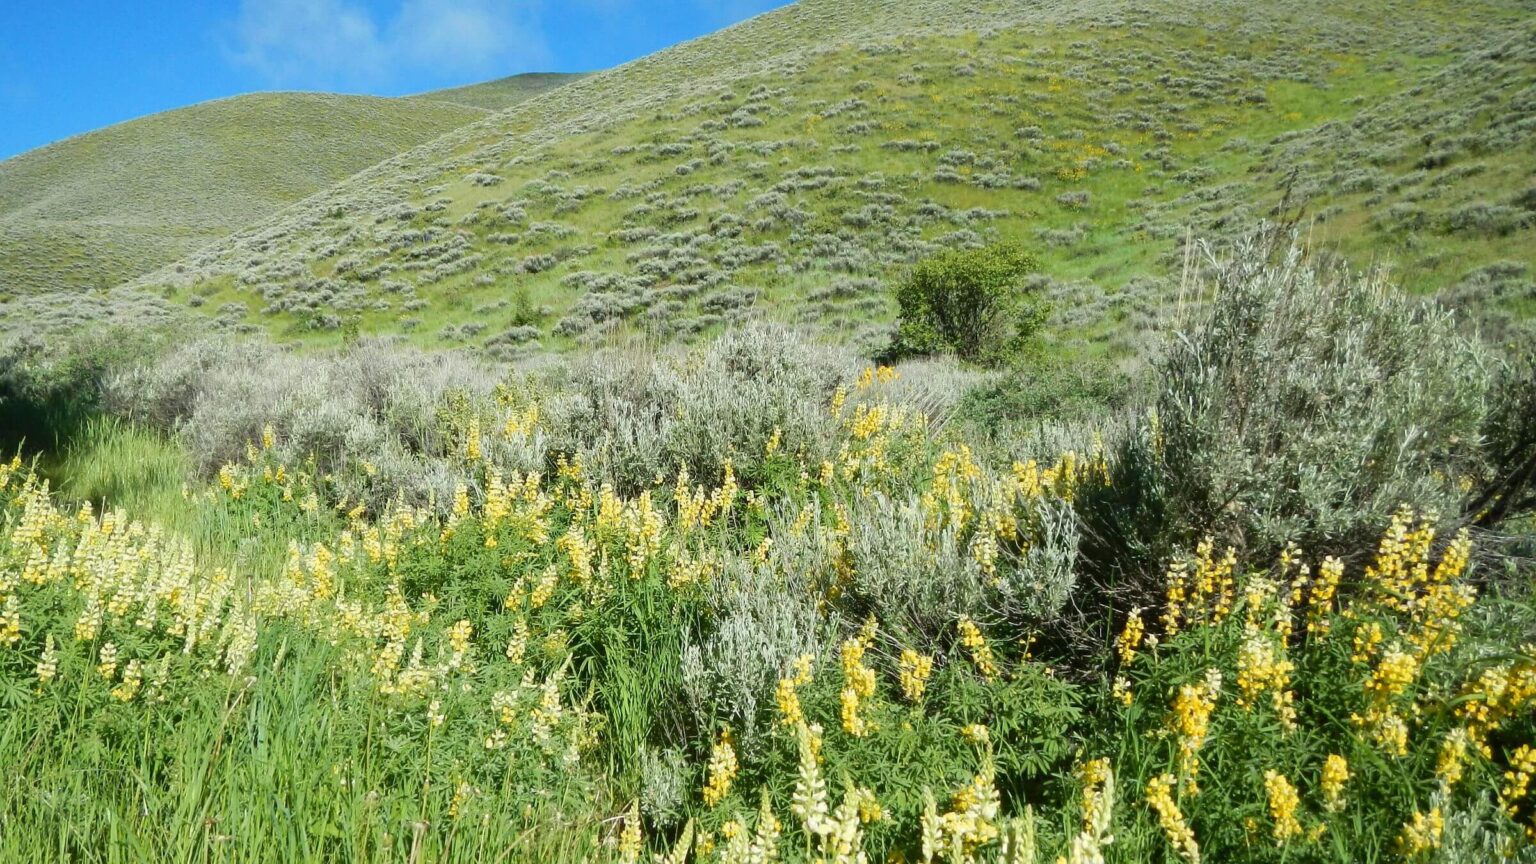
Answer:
227, 0, 549, 90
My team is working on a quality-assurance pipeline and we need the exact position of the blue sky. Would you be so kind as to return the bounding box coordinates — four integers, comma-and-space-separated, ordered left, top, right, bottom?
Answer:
0, 1, 792, 161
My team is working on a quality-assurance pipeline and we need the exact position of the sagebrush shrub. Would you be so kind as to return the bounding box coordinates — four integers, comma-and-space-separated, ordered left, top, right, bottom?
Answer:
546, 324, 854, 493
1081, 234, 1491, 594
1472, 350, 1536, 526
104, 338, 528, 508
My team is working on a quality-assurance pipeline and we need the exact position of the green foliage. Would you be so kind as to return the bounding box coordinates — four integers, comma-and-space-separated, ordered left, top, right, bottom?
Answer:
892, 244, 1046, 366
1472, 349, 1536, 525
0, 324, 164, 454
48, 417, 187, 522
950, 355, 1136, 448
4, 286, 1536, 860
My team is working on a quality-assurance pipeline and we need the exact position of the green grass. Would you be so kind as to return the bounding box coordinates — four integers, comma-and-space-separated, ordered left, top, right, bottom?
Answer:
38, 417, 336, 575
45, 418, 187, 525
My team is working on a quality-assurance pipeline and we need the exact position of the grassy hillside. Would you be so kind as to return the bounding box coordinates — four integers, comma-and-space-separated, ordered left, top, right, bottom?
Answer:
415, 72, 590, 110
0, 93, 488, 294
133, 0, 1535, 360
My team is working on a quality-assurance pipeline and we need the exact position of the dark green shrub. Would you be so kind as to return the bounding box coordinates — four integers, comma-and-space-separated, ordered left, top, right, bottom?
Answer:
891, 244, 1046, 366
0, 327, 162, 454
1471, 350, 1536, 526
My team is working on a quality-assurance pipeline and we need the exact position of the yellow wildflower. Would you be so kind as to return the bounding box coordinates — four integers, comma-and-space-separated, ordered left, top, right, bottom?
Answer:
1321, 754, 1350, 812
1263, 770, 1302, 842
704, 727, 739, 807
1116, 608, 1144, 667
958, 616, 999, 682
898, 648, 934, 703
618, 800, 642, 864
1397, 807, 1443, 857
1146, 773, 1199, 863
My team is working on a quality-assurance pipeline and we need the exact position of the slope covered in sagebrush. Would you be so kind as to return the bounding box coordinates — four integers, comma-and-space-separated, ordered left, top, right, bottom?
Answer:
135, 0, 1534, 358
0, 92, 487, 294
414, 72, 590, 111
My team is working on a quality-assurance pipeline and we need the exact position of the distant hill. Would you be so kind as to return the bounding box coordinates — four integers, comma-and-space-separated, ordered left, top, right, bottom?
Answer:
415, 72, 589, 111
127, 0, 1533, 360
0, 92, 488, 294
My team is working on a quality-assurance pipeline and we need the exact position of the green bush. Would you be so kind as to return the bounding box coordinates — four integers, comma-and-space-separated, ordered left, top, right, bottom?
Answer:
891, 244, 1046, 366
0, 325, 163, 454
1472, 349, 1536, 526
950, 355, 1136, 450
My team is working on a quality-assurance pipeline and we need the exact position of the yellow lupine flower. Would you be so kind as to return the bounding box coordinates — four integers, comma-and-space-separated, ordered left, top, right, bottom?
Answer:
1145, 773, 1199, 863
1397, 807, 1443, 856
898, 648, 934, 703
1502, 744, 1536, 819
958, 616, 998, 682
703, 728, 738, 807
1435, 729, 1469, 792
1321, 754, 1350, 812
839, 633, 876, 737
0, 594, 19, 646
1263, 770, 1302, 842
617, 800, 642, 864
1116, 608, 1144, 667
111, 659, 143, 702
1171, 669, 1221, 790
35, 633, 58, 685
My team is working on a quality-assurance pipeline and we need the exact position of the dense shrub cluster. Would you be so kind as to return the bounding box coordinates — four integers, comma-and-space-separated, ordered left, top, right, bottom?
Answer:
4, 240, 1536, 862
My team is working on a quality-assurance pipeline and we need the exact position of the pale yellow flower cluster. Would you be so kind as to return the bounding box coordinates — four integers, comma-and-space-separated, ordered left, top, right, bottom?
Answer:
776, 653, 815, 727
1145, 773, 1199, 863
957, 616, 999, 683
1321, 754, 1350, 812
1161, 540, 1237, 637
3, 470, 252, 696
1169, 669, 1221, 792
789, 720, 879, 864
717, 792, 782, 864
920, 759, 1001, 864
839, 618, 878, 736
1397, 806, 1444, 856
1503, 744, 1536, 838
703, 727, 739, 807
898, 648, 935, 704
1263, 770, 1302, 842
1234, 626, 1296, 732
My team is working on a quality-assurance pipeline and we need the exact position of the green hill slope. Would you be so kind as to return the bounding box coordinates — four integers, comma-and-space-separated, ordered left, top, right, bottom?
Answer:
136, 0, 1534, 358
415, 72, 589, 111
0, 93, 488, 294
